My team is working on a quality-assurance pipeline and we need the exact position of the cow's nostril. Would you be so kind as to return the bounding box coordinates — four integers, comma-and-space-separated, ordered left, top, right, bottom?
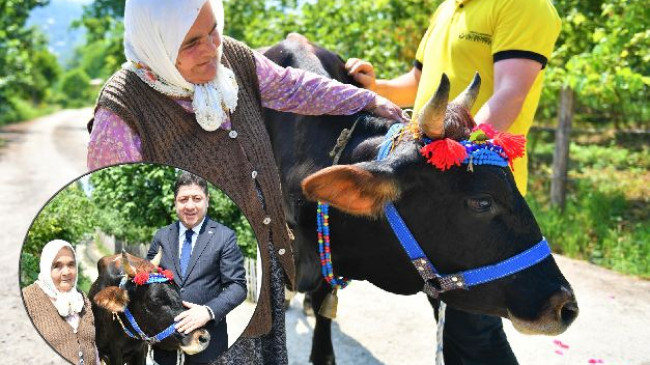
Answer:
560, 300, 579, 326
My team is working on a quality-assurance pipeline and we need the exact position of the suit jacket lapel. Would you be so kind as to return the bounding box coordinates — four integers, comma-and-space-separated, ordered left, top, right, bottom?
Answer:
168, 222, 182, 286
182, 218, 213, 284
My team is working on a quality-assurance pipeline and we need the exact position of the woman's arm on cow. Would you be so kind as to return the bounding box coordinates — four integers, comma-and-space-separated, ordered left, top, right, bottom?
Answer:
473, 58, 543, 131
87, 108, 143, 171
254, 51, 408, 122
345, 58, 421, 108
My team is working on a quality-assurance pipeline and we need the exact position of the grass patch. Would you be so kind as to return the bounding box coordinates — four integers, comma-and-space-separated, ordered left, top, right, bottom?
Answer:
527, 131, 649, 278
0, 97, 61, 126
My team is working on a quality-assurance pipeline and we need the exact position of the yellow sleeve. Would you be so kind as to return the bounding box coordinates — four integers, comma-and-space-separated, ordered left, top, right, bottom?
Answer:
415, 4, 445, 66
492, 0, 562, 65
415, 22, 434, 65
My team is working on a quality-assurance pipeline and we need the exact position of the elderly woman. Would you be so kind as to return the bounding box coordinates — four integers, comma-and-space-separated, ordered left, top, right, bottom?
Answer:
22, 240, 97, 365
86, 0, 406, 364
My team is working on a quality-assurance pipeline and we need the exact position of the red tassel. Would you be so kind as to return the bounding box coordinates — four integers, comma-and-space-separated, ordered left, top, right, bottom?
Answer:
161, 269, 174, 281
420, 139, 467, 171
492, 132, 526, 167
133, 272, 150, 286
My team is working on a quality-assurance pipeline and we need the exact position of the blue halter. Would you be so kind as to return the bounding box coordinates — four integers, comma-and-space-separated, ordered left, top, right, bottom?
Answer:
375, 123, 552, 297
116, 274, 178, 344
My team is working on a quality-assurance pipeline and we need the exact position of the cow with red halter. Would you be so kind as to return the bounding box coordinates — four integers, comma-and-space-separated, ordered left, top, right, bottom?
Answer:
263, 36, 579, 365
89, 251, 210, 365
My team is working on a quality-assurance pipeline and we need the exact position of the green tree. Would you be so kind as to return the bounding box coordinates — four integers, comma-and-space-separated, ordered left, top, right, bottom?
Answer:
21, 182, 96, 287
58, 68, 93, 107
224, 0, 438, 80
0, 0, 63, 124
542, 0, 649, 128
30, 48, 62, 103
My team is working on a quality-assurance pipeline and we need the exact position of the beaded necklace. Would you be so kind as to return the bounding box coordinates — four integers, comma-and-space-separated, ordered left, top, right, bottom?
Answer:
316, 201, 351, 289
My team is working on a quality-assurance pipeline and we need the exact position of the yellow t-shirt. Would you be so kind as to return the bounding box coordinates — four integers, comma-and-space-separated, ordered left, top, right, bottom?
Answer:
413, 0, 561, 195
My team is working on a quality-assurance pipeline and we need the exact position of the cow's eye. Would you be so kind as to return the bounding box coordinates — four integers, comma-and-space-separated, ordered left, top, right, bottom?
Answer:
466, 196, 493, 213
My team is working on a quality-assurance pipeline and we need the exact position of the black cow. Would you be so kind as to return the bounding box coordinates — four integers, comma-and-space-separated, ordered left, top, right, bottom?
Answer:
89, 251, 210, 365
263, 34, 578, 364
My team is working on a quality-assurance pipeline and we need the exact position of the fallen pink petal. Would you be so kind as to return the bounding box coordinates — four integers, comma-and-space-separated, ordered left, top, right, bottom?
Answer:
555, 350, 564, 355
553, 339, 570, 349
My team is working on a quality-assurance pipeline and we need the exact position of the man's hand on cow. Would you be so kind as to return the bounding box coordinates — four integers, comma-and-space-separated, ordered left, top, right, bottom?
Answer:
364, 95, 410, 123
174, 301, 211, 334
346, 58, 377, 91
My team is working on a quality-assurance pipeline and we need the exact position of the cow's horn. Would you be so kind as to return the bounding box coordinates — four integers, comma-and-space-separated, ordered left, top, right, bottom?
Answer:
418, 73, 450, 139
121, 251, 136, 277
150, 249, 162, 267
451, 72, 481, 111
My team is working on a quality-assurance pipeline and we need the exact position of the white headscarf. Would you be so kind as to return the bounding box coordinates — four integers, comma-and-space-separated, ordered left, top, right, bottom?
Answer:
35, 240, 85, 317
123, 0, 238, 131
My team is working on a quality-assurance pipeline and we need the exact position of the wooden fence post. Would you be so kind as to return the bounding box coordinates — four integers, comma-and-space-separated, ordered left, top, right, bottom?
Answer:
551, 86, 575, 210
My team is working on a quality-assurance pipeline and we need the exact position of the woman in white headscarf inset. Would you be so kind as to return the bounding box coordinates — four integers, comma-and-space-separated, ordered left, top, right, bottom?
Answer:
22, 240, 97, 365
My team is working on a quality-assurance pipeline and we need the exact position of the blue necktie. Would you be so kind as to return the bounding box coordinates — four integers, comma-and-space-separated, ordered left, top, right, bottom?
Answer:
180, 229, 194, 277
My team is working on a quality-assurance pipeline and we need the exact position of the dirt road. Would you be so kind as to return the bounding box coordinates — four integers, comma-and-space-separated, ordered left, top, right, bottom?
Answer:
0, 109, 90, 364
1, 109, 648, 364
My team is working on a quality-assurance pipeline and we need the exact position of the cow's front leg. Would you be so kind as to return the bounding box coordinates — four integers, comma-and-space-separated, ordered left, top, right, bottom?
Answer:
128, 347, 147, 365
303, 292, 315, 316
108, 346, 123, 365
309, 280, 336, 365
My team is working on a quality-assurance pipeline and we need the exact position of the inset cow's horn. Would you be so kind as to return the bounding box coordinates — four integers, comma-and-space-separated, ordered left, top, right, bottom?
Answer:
150, 249, 162, 267
451, 72, 481, 111
417, 73, 450, 139
121, 251, 136, 277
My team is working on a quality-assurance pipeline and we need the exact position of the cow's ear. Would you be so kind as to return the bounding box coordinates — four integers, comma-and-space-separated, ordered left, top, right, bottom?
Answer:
93, 286, 129, 312
302, 163, 398, 216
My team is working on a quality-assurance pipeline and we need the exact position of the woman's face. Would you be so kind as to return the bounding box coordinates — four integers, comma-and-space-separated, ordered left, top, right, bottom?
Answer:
176, 1, 221, 84
51, 247, 76, 292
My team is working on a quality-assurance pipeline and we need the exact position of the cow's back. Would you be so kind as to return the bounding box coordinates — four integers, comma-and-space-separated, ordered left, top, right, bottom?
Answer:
262, 39, 387, 291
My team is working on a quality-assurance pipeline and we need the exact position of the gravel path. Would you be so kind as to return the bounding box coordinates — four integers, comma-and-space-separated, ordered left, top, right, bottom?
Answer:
1, 109, 649, 364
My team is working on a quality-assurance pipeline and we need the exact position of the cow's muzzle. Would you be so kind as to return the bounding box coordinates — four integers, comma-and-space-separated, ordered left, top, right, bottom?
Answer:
179, 329, 211, 355
508, 286, 579, 335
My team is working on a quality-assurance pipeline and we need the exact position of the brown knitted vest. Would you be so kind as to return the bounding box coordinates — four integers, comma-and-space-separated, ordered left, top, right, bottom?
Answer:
90, 37, 295, 337
22, 284, 97, 365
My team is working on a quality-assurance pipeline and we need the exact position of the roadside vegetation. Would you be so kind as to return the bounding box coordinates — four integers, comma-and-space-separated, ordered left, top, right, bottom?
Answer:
5, 0, 648, 277
528, 129, 649, 278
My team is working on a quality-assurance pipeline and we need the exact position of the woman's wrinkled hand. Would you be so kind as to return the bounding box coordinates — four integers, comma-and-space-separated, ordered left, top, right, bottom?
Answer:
364, 95, 410, 123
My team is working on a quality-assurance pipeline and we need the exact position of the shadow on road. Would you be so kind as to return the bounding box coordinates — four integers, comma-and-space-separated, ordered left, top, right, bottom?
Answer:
286, 294, 386, 365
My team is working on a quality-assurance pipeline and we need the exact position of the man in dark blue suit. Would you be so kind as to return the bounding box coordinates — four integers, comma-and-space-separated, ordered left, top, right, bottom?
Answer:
147, 172, 247, 364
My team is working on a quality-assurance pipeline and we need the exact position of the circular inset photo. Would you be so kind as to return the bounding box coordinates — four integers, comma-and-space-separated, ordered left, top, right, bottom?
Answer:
19, 163, 260, 365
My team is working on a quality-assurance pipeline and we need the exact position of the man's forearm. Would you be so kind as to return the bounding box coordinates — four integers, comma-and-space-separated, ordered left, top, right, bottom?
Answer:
475, 58, 542, 131
473, 88, 527, 131
374, 68, 420, 108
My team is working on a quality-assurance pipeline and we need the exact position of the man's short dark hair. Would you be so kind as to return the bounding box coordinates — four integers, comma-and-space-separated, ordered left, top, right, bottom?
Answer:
174, 171, 209, 197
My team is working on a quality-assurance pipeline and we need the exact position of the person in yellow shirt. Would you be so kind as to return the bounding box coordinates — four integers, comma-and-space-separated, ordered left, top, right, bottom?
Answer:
346, 0, 561, 363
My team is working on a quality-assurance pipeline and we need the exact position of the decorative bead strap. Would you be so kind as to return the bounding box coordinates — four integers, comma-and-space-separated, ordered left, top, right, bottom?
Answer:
317, 201, 351, 289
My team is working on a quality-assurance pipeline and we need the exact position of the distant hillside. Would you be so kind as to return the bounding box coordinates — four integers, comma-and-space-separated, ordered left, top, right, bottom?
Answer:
26, 0, 91, 67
